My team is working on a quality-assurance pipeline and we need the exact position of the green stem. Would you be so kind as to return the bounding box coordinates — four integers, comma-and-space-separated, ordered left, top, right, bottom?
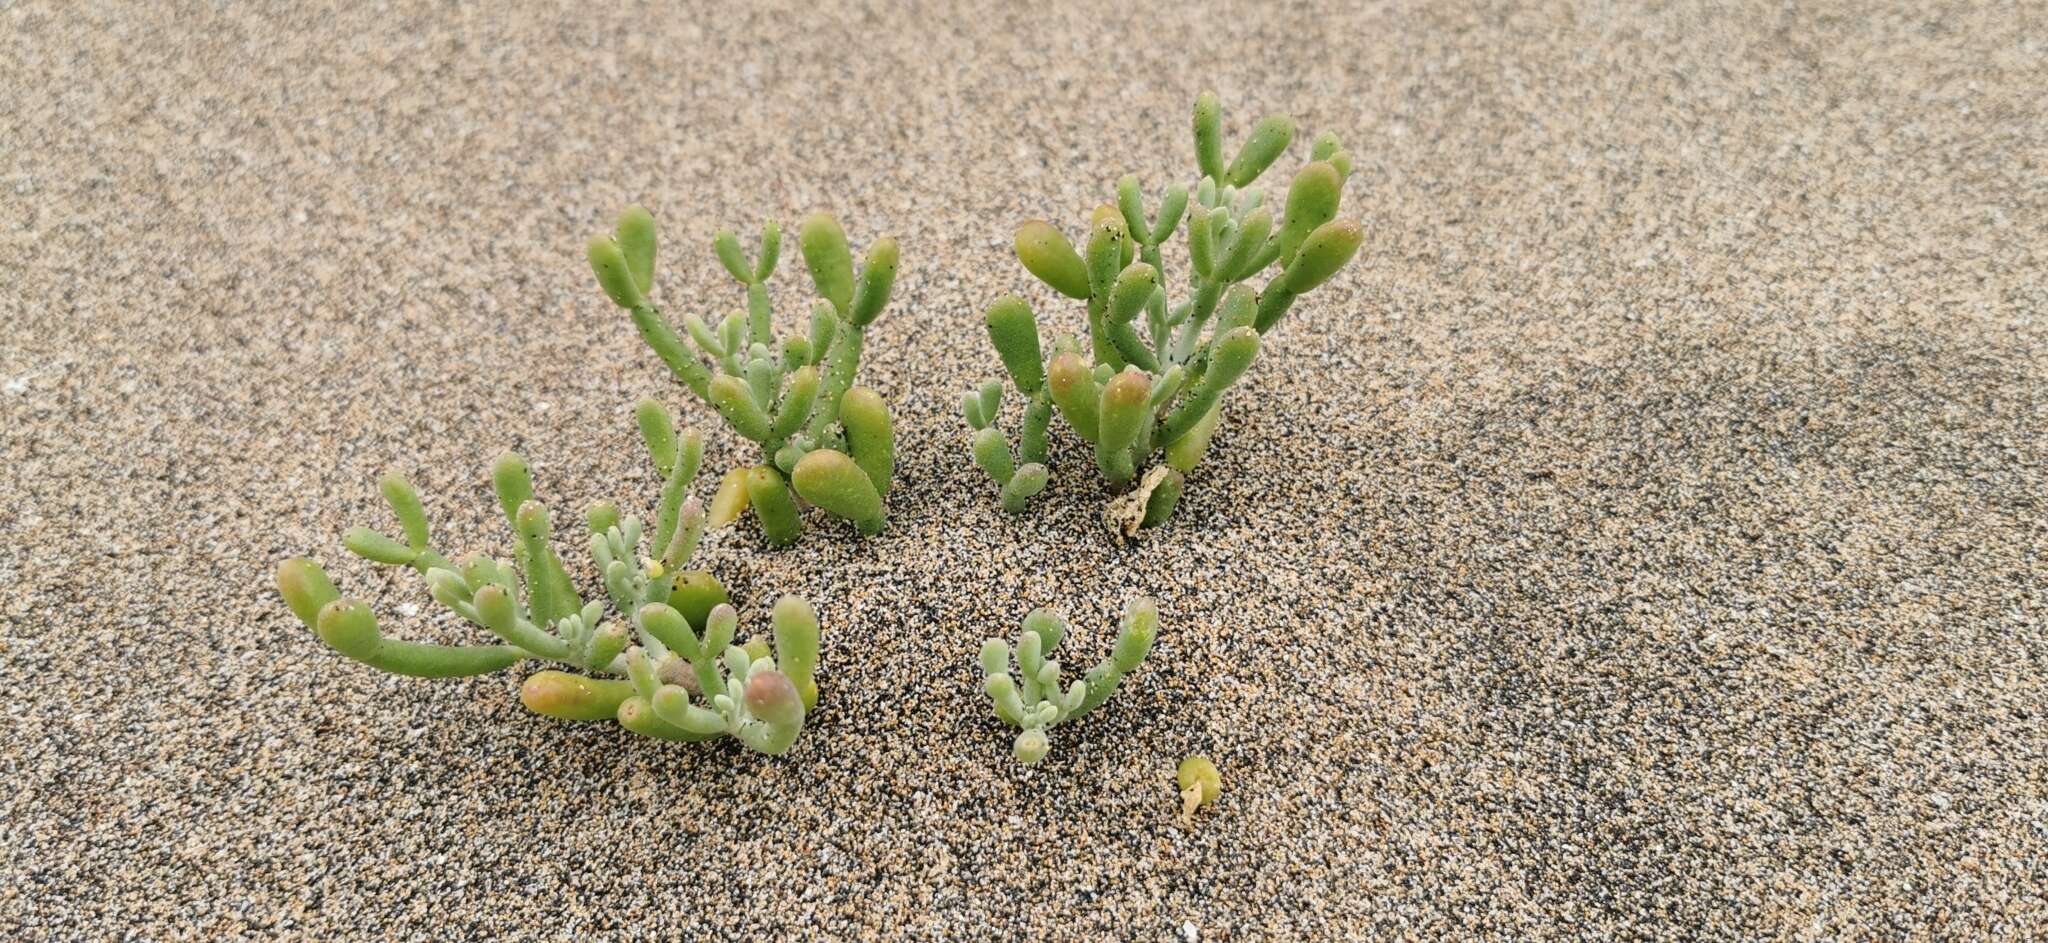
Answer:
1170, 280, 1224, 364
1018, 391, 1053, 466
628, 306, 712, 400
808, 324, 865, 439
747, 281, 772, 346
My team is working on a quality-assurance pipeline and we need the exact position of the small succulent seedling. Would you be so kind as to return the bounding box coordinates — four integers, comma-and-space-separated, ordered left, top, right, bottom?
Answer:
979, 598, 1158, 765
968, 94, 1362, 535
1176, 755, 1221, 823
275, 401, 820, 754
590, 207, 899, 547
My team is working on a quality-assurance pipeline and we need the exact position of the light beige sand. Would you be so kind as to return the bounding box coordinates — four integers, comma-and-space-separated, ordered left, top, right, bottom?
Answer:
3, 1, 2044, 939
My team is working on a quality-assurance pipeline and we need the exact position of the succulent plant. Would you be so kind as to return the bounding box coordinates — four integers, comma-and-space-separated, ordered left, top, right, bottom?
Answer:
274, 400, 820, 754
979, 598, 1159, 765
590, 206, 899, 547
967, 94, 1362, 535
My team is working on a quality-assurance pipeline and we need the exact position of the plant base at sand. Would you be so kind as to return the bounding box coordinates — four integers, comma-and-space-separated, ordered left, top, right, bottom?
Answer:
590, 207, 898, 547
979, 598, 1158, 765
967, 94, 1362, 535
275, 402, 819, 754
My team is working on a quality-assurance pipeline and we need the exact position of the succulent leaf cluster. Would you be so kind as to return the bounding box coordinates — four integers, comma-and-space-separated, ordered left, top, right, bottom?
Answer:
979, 598, 1159, 765
274, 402, 820, 754
970, 94, 1363, 533
590, 207, 899, 546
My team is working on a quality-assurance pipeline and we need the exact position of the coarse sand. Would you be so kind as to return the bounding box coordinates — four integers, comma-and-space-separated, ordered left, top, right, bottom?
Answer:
3, 1, 2044, 939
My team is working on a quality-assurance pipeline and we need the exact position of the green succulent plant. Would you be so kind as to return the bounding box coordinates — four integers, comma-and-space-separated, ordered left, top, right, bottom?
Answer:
967, 94, 1363, 535
275, 400, 820, 754
979, 598, 1159, 765
590, 207, 899, 546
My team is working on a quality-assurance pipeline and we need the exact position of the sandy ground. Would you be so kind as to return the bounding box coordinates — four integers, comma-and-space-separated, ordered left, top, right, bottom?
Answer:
3, 1, 2044, 939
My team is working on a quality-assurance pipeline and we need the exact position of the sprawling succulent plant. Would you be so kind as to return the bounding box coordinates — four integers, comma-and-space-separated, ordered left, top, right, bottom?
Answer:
979, 598, 1158, 765
275, 400, 819, 753
967, 94, 1362, 534
589, 207, 898, 547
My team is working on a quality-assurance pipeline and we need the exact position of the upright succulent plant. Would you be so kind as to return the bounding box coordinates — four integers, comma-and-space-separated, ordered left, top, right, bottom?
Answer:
967, 95, 1363, 535
979, 598, 1159, 765
590, 206, 899, 547
274, 401, 820, 754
